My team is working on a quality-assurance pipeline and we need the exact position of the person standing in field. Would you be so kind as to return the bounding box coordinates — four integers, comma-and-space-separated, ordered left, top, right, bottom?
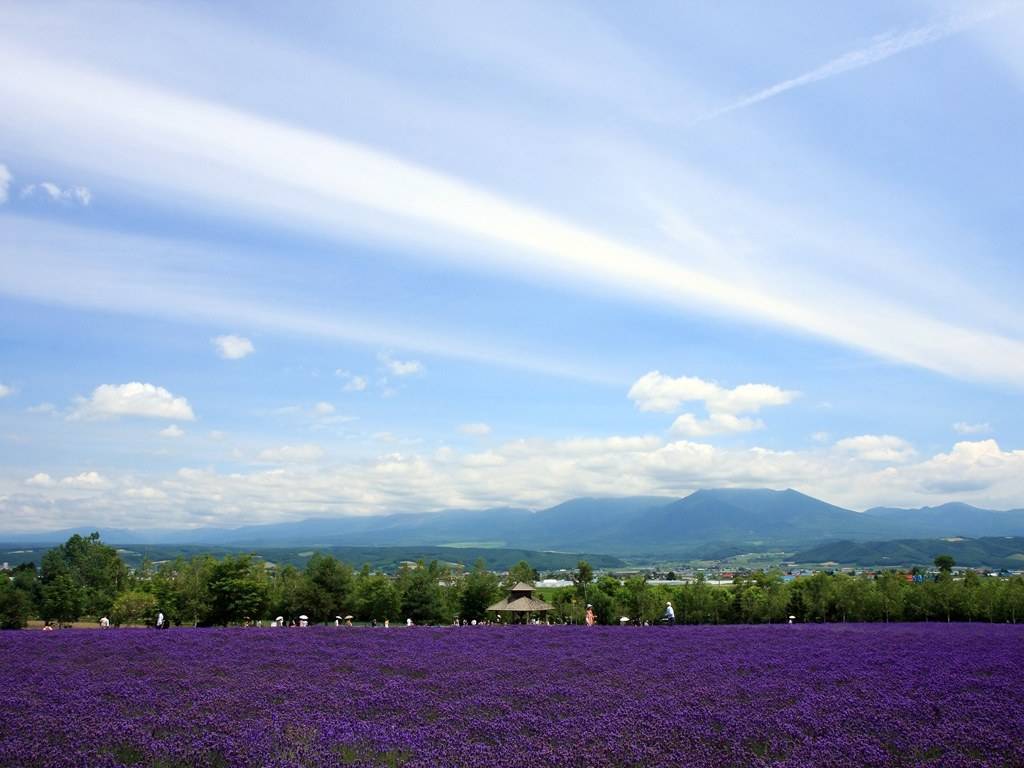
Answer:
156, 611, 164, 629
662, 601, 675, 626
585, 604, 596, 627
99, 616, 109, 628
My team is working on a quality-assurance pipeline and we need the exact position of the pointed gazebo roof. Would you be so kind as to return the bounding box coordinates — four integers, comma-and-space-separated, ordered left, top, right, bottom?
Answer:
488, 581, 553, 613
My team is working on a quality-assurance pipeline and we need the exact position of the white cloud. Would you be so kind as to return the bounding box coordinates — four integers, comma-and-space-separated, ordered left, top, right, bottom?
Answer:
0, 163, 10, 204
60, 471, 106, 488
462, 450, 506, 467
209, 430, 226, 440
953, 421, 991, 435
378, 353, 424, 377
698, 6, 1009, 123
70, 382, 195, 421
459, 422, 492, 437
257, 443, 325, 463
630, 372, 797, 436
811, 431, 831, 443
0, 383, 12, 398
835, 434, 916, 463
905, 439, 1024, 496
336, 370, 368, 391
629, 372, 798, 415
159, 424, 185, 438
21, 181, 92, 205
27, 402, 56, 414
628, 373, 718, 413
124, 485, 167, 500
314, 402, 335, 416
670, 412, 763, 437
10, 434, 1024, 530
24, 472, 53, 487
212, 334, 254, 359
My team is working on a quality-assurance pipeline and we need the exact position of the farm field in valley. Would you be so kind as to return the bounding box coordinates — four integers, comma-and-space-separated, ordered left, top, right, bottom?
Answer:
3, 624, 1023, 767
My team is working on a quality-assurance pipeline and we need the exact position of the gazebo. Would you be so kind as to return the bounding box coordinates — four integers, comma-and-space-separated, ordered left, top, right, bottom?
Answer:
487, 582, 554, 623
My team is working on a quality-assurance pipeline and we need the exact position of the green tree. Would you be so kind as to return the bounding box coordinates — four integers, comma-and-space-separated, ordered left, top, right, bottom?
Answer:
459, 559, 501, 621
397, 561, 445, 625
904, 579, 933, 621
677, 574, 717, 624
732, 577, 768, 624
800, 573, 835, 622
0, 579, 33, 629
762, 574, 790, 624
110, 590, 158, 627
961, 570, 982, 622
974, 576, 1002, 623
39, 547, 80, 623
151, 557, 209, 627
300, 553, 354, 624
354, 568, 401, 623
205, 555, 269, 626
505, 560, 538, 588
549, 588, 577, 624
269, 564, 305, 623
573, 560, 593, 599
620, 575, 658, 624
833, 574, 870, 623
876, 571, 906, 623
927, 572, 961, 623
1003, 576, 1024, 624
934, 554, 955, 574
41, 533, 127, 617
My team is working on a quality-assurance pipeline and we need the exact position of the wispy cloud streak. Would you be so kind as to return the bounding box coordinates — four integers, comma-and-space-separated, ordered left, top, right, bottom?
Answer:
699, 5, 1013, 122
3, 44, 1024, 386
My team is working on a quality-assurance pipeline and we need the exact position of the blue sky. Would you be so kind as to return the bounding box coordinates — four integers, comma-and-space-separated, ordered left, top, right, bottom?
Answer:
2, 1, 1024, 532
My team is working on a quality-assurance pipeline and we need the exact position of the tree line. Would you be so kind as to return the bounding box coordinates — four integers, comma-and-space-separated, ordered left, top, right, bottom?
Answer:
559, 558, 1024, 625
2, 534, 1023, 628
0, 533, 522, 628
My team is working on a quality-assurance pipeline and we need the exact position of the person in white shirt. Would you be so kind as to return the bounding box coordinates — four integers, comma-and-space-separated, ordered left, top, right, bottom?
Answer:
99, 616, 110, 628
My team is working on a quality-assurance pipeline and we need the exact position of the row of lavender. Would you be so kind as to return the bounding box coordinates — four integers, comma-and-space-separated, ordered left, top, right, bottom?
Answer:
1, 623, 1022, 767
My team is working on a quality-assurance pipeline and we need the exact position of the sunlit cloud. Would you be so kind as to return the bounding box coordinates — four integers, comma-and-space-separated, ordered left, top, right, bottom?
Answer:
70, 382, 195, 421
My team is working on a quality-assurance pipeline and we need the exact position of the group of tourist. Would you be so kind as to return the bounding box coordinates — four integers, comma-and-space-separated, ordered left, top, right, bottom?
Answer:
61, 601, 680, 630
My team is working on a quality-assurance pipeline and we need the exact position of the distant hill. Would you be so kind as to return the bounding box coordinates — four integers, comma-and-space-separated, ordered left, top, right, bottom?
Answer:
5, 489, 1024, 557
792, 537, 1024, 569
863, 502, 1024, 538
0, 543, 624, 573
619, 489, 894, 551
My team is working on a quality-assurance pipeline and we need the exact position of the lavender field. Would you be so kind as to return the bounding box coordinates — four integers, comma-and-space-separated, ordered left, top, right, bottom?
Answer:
2, 624, 1022, 768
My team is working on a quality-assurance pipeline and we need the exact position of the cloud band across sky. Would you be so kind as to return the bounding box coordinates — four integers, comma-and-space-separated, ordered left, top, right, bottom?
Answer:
2, 45, 1024, 387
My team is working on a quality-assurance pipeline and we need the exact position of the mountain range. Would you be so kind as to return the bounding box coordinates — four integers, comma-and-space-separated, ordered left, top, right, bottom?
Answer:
5, 488, 1024, 556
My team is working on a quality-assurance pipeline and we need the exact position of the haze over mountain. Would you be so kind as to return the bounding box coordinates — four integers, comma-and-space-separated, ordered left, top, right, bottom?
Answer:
5, 489, 1024, 556
863, 502, 1024, 537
